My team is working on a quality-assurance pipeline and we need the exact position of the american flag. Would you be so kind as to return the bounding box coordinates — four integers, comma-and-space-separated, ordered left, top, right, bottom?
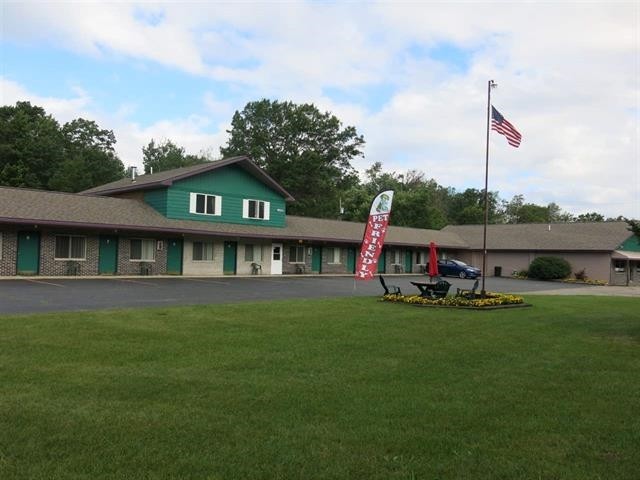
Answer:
491, 106, 522, 148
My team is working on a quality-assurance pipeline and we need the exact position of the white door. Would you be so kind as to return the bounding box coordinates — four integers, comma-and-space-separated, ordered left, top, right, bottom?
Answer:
271, 243, 283, 275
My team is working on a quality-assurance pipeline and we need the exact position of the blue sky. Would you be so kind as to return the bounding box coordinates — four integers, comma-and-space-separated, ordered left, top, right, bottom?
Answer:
2, 1, 638, 219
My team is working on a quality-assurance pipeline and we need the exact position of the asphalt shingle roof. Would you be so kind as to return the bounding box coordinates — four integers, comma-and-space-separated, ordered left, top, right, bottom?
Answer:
3, 186, 629, 251
443, 222, 632, 251
0, 186, 465, 248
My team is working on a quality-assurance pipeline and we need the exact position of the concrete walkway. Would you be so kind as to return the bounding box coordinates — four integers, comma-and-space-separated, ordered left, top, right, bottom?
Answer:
519, 284, 640, 297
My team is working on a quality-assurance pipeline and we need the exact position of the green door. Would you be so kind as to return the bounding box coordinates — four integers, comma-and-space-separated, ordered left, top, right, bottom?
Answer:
377, 249, 386, 274
346, 247, 356, 273
404, 250, 412, 273
311, 246, 322, 273
17, 231, 40, 275
166, 239, 183, 275
98, 235, 118, 274
223, 241, 237, 275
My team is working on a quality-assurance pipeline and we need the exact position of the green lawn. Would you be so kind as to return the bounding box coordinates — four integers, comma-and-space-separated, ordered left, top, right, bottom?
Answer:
1, 296, 639, 479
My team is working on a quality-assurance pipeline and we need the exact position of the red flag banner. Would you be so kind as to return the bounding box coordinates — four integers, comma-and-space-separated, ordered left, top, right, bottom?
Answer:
491, 106, 522, 148
355, 190, 394, 280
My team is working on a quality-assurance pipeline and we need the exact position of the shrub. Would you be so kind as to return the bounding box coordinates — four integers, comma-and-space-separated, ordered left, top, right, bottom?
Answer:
528, 256, 572, 280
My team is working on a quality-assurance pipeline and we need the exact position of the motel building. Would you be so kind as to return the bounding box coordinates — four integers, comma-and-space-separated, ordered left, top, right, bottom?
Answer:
0, 156, 638, 285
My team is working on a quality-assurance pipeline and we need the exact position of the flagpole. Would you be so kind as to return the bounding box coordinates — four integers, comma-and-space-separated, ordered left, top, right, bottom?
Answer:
481, 80, 496, 297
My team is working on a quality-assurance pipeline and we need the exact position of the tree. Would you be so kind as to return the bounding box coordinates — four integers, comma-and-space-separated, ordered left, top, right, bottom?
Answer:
575, 212, 605, 222
49, 118, 125, 192
142, 139, 209, 174
0, 103, 125, 192
346, 163, 450, 229
627, 219, 640, 236
0, 102, 65, 189
220, 99, 364, 218
448, 188, 500, 225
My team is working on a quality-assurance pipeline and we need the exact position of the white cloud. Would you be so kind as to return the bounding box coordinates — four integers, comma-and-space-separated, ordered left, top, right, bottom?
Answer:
2, 1, 639, 218
1, 78, 227, 169
1, 77, 92, 122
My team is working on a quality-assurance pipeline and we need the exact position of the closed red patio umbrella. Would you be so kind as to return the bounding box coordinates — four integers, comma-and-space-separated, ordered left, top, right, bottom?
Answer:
428, 241, 439, 279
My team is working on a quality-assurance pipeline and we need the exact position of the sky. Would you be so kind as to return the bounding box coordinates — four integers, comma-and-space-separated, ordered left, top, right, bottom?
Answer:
1, 0, 639, 219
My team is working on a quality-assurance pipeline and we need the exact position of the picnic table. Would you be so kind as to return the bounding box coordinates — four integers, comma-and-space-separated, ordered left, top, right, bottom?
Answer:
410, 281, 438, 296
410, 280, 451, 299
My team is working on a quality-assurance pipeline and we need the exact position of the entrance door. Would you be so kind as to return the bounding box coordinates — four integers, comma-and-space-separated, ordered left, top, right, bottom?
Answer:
346, 247, 356, 274
404, 250, 413, 274
377, 249, 386, 273
223, 241, 237, 275
17, 231, 40, 275
271, 243, 283, 275
98, 235, 118, 274
311, 246, 322, 273
166, 239, 183, 275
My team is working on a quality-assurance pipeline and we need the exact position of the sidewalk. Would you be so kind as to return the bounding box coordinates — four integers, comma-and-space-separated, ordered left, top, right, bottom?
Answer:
519, 285, 640, 297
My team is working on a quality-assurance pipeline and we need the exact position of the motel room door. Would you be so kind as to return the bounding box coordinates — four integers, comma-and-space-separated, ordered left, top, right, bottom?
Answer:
271, 243, 283, 275
98, 235, 118, 274
223, 241, 237, 275
17, 231, 40, 275
166, 239, 183, 275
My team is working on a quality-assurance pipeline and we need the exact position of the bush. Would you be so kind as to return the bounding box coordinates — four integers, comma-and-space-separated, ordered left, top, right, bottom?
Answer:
528, 256, 572, 280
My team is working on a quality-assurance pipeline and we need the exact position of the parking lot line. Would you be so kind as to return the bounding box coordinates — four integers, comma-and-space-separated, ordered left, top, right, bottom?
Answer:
114, 278, 160, 286
25, 279, 65, 288
181, 278, 230, 285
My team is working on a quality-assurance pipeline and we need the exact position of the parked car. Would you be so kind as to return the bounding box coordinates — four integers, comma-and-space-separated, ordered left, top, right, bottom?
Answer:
437, 259, 481, 279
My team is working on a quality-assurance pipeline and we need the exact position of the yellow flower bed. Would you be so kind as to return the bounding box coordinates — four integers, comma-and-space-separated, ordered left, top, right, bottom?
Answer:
382, 292, 525, 308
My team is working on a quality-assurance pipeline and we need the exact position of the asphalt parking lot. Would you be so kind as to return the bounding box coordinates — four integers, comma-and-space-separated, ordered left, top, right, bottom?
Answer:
0, 275, 636, 315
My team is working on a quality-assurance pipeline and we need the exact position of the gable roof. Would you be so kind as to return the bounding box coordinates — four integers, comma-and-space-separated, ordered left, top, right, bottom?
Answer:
0, 186, 465, 248
80, 156, 295, 201
443, 222, 633, 251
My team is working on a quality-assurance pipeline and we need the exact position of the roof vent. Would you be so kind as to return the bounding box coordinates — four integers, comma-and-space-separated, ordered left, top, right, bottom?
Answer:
130, 166, 137, 182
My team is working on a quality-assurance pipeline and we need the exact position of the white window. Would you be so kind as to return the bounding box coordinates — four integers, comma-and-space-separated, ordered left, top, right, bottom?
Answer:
244, 244, 263, 262
55, 235, 86, 260
393, 249, 402, 265
193, 241, 214, 261
189, 192, 222, 216
327, 247, 341, 264
130, 239, 155, 261
242, 199, 270, 220
289, 245, 305, 263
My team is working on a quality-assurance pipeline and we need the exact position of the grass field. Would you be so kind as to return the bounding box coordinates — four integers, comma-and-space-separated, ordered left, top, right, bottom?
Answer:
1, 296, 639, 479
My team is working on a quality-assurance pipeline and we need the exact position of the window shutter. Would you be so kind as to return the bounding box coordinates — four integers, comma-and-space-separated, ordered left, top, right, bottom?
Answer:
264, 201, 270, 220
242, 199, 249, 218
215, 195, 222, 216
189, 193, 197, 213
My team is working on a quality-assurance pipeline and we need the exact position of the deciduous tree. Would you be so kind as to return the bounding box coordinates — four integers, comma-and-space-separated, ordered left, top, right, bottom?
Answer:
220, 99, 363, 217
142, 139, 209, 174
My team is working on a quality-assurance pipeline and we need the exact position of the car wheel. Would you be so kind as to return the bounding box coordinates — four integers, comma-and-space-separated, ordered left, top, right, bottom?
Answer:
459, 271, 467, 279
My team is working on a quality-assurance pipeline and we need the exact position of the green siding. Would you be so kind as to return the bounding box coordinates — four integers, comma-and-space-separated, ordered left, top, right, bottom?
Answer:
165, 165, 286, 227
144, 189, 168, 216
619, 234, 640, 252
